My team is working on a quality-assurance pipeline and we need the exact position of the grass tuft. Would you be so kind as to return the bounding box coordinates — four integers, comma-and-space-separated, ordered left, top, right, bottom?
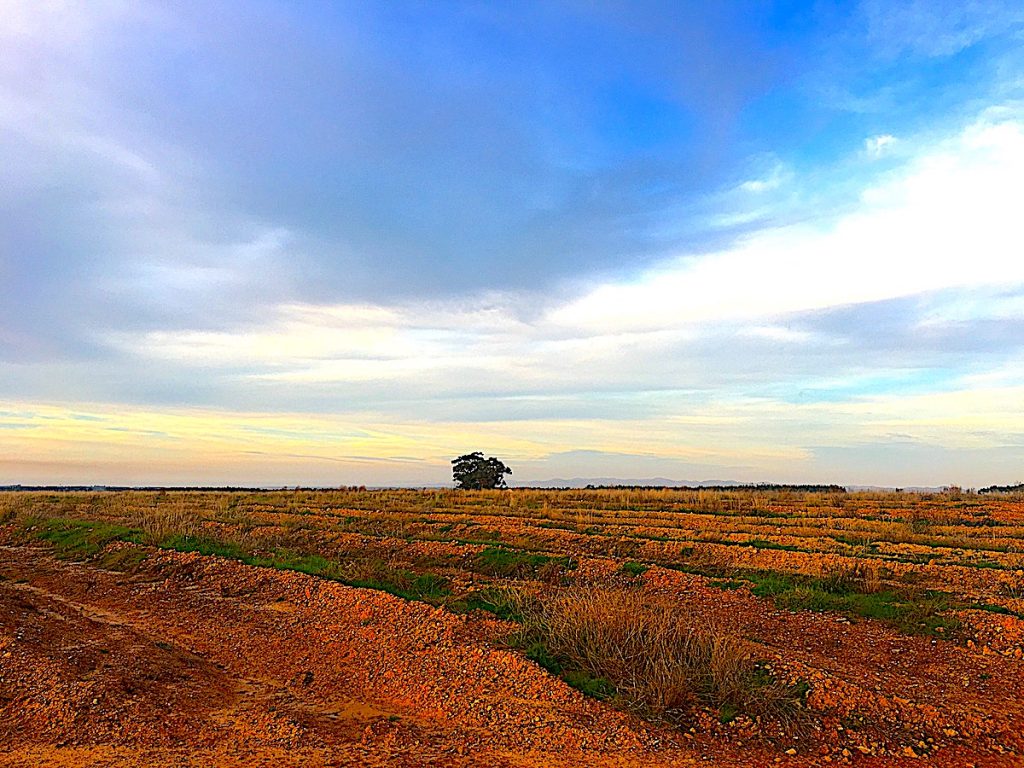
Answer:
514, 585, 807, 725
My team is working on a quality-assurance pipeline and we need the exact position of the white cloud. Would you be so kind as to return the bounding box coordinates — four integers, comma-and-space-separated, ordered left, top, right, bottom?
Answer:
864, 133, 897, 157
739, 162, 791, 193
550, 114, 1024, 333
100, 111, 1024, 409
740, 325, 815, 344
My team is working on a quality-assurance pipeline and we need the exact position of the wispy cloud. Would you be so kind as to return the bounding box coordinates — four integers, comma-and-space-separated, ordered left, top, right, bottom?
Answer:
864, 134, 898, 157
861, 0, 1024, 59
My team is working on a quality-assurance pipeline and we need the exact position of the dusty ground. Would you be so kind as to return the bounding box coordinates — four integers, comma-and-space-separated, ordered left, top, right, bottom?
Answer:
0, 544, 768, 767
1, 489, 1022, 766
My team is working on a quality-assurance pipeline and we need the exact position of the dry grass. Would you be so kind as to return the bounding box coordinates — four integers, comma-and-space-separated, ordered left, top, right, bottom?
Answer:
818, 560, 884, 594
127, 502, 200, 544
517, 585, 805, 724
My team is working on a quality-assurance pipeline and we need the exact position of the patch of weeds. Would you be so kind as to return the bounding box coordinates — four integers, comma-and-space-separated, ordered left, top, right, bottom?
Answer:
620, 561, 649, 577
268, 552, 345, 580
522, 638, 615, 698
562, 670, 616, 700
461, 528, 505, 545
347, 570, 451, 602
159, 534, 247, 560
523, 640, 561, 674
966, 559, 1007, 570
909, 516, 932, 534
453, 587, 529, 621
24, 517, 142, 560
719, 702, 739, 724
748, 570, 960, 636
473, 546, 573, 578
97, 547, 148, 572
789, 679, 811, 701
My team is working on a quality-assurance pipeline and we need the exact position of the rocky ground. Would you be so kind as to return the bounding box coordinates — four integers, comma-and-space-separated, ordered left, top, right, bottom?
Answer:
0, 543, 763, 768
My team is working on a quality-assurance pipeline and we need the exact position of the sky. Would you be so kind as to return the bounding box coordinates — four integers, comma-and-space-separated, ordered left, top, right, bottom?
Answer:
2, 0, 1024, 488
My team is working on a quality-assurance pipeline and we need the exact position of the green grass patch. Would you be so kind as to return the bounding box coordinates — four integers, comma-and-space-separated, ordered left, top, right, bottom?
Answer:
523, 639, 562, 673
348, 570, 451, 602
562, 669, 616, 699
23, 517, 142, 560
267, 552, 346, 579
520, 638, 616, 699
20, 518, 452, 606
159, 533, 247, 560
747, 570, 959, 636
620, 561, 649, 577
452, 587, 527, 621
162, 534, 454, 603
472, 546, 573, 578
965, 559, 1008, 570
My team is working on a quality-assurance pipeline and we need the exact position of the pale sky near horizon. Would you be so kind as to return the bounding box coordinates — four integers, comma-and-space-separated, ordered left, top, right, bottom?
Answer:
3, 1, 1024, 487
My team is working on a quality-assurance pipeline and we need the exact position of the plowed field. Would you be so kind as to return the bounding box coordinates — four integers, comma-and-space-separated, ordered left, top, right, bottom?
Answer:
1, 488, 1021, 766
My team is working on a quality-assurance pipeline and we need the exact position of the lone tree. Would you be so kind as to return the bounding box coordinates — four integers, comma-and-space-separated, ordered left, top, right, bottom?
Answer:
452, 452, 512, 490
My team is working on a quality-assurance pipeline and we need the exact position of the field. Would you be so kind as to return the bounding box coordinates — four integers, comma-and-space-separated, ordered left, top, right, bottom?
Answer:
1, 488, 1023, 767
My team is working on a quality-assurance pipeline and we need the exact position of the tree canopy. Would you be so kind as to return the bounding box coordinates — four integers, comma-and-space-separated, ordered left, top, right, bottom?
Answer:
451, 452, 512, 490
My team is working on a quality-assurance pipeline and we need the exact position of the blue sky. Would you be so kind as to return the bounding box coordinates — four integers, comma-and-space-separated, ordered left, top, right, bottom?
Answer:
2, 0, 1024, 486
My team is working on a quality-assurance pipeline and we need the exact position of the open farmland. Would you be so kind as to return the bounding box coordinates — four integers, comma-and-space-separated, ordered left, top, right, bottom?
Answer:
1, 488, 1023, 767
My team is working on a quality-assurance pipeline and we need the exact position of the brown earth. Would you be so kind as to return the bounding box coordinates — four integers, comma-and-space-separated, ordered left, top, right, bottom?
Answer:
0, 543, 780, 768
1, 489, 1022, 767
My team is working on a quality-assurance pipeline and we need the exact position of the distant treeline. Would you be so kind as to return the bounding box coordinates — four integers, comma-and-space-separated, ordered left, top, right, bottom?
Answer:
978, 483, 1024, 494
1, 482, 854, 494
574, 483, 848, 493
0, 485, 274, 492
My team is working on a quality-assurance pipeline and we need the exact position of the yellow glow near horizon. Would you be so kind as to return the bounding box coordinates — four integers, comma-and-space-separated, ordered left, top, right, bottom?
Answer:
3, 383, 1024, 486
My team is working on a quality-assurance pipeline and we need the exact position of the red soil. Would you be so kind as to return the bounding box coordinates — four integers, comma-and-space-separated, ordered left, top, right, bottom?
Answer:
0, 541, 1020, 767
